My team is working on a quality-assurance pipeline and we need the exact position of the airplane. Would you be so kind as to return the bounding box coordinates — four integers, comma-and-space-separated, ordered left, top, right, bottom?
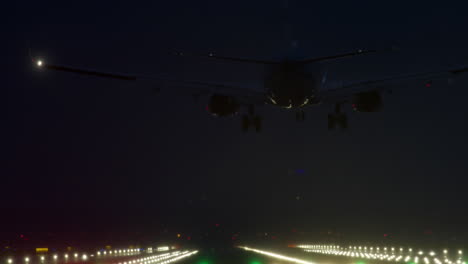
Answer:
31, 48, 468, 132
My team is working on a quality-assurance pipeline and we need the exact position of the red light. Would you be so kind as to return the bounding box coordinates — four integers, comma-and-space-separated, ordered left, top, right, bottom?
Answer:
352, 104, 356, 109
206, 105, 210, 111
215, 223, 220, 227
384, 233, 388, 237
425, 81, 432, 87
20, 234, 24, 238
187, 236, 191, 240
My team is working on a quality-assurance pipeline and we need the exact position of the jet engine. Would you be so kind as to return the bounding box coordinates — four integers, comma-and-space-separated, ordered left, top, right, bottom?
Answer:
207, 94, 240, 117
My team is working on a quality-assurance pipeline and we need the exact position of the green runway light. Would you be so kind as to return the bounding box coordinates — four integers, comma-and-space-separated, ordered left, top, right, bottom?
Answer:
356, 261, 366, 264
250, 261, 262, 264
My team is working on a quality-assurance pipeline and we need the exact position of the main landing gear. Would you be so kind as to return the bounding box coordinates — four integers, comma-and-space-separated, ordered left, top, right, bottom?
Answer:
242, 105, 262, 132
328, 103, 348, 130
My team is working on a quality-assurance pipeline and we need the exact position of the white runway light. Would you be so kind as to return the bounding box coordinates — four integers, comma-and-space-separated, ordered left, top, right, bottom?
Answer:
240, 246, 315, 264
295, 244, 463, 264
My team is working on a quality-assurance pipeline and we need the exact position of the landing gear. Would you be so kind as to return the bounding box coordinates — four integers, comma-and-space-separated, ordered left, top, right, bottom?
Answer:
328, 103, 348, 130
241, 105, 262, 132
295, 110, 305, 122
242, 115, 250, 132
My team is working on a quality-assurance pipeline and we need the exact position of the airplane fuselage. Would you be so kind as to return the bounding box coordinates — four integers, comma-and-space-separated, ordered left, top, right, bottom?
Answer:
264, 61, 320, 109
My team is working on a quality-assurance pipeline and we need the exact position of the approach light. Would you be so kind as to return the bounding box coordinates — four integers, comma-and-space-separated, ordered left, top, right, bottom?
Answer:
25, 258, 29, 263
7, 259, 12, 264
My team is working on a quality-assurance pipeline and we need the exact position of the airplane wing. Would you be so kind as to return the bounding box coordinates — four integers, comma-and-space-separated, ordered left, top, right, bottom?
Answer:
319, 65, 468, 104
32, 58, 267, 105
171, 48, 395, 65
297, 47, 397, 64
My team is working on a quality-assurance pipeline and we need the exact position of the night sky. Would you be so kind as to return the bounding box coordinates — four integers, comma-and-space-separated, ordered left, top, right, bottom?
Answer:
4, 0, 468, 245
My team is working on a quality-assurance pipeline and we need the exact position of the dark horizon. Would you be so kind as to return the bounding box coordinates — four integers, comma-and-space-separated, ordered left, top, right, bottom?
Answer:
4, 0, 468, 251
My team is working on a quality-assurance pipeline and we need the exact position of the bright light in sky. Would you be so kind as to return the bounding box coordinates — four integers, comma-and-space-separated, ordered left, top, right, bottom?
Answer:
37, 60, 43, 67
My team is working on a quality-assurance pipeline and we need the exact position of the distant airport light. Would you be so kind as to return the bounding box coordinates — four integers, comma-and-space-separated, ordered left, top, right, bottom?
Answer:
458, 250, 463, 255
64, 254, 68, 259
430, 252, 436, 256
37, 60, 43, 67
82, 255, 88, 260
40, 256, 45, 261
419, 251, 424, 255
444, 250, 448, 254
7, 259, 12, 264
53, 255, 58, 260
74, 254, 78, 258
25, 258, 29, 263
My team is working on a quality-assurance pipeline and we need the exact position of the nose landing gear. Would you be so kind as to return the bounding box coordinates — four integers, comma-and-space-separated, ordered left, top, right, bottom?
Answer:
328, 103, 348, 130
295, 110, 305, 122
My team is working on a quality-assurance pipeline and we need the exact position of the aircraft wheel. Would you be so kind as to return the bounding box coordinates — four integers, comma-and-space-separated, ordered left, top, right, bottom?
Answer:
241, 115, 250, 132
